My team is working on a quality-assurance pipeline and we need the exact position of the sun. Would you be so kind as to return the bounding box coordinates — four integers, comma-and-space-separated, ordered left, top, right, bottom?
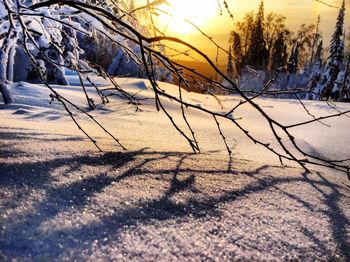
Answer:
156, 0, 219, 35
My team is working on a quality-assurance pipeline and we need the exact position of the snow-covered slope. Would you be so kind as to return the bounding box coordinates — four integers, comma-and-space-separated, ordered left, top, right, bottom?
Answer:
1, 78, 350, 261
2, 77, 350, 167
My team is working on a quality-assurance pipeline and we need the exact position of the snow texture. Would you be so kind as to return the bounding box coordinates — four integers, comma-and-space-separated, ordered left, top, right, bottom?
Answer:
0, 77, 349, 261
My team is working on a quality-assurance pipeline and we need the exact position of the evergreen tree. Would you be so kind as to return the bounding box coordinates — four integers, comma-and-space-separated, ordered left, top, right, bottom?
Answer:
246, 1, 268, 70
264, 12, 287, 66
230, 31, 244, 76
309, 15, 321, 67
287, 42, 299, 74
318, 0, 345, 99
339, 54, 350, 101
308, 40, 324, 99
269, 31, 287, 72
313, 39, 324, 68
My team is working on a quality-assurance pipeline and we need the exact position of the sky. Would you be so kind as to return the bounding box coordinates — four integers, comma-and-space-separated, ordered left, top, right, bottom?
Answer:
150, 0, 349, 63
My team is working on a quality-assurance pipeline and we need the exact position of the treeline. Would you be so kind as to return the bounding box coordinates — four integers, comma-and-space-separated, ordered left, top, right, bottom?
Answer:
226, 1, 349, 101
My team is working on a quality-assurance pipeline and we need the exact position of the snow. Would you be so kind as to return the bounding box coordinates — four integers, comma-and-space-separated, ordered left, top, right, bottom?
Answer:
0, 77, 350, 260
0, 2, 6, 19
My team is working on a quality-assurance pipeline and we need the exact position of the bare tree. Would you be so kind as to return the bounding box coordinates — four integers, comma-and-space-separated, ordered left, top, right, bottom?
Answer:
264, 12, 287, 68
293, 23, 317, 69
0, 0, 349, 179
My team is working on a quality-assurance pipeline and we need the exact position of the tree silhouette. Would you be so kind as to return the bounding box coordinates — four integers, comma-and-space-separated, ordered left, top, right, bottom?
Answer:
270, 31, 287, 72
317, 0, 345, 99
229, 31, 244, 76
246, 1, 268, 70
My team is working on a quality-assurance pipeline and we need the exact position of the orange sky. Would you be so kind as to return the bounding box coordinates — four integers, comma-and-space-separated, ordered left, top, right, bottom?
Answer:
151, 0, 349, 63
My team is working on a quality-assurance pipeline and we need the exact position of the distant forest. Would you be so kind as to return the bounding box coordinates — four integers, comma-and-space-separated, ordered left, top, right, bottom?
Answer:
224, 1, 349, 101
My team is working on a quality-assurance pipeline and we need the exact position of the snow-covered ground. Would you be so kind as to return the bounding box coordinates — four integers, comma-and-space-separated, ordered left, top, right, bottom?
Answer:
0, 77, 349, 261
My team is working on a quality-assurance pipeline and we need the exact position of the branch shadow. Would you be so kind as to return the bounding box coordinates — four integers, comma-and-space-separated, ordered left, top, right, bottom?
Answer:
0, 130, 349, 260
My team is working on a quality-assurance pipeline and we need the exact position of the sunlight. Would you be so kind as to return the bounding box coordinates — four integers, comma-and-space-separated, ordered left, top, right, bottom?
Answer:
157, 0, 219, 35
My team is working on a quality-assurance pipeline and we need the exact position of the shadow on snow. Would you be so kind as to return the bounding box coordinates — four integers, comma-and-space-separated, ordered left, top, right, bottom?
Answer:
0, 130, 349, 260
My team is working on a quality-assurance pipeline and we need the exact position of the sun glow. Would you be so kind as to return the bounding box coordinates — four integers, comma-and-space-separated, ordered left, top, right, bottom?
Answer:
156, 0, 219, 35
